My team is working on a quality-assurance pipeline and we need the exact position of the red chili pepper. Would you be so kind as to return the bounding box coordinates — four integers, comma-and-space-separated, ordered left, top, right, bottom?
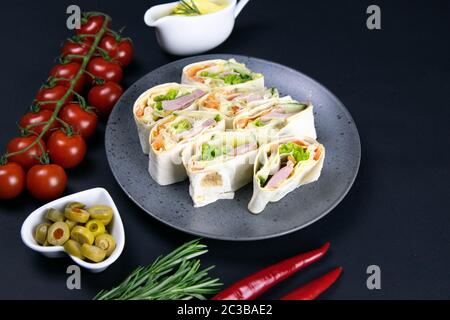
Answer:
212, 242, 330, 300
280, 267, 343, 300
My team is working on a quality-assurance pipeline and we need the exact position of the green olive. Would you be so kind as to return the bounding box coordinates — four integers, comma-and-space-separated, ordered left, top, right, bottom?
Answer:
85, 219, 106, 238
70, 226, 94, 245
65, 219, 77, 230
95, 234, 116, 257
34, 223, 51, 245
65, 207, 90, 223
47, 222, 70, 246
64, 240, 84, 260
81, 244, 106, 263
65, 202, 86, 210
45, 208, 64, 222
87, 205, 113, 226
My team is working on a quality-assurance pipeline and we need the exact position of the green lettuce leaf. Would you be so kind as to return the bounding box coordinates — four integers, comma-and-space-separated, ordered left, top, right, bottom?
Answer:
253, 119, 266, 127
201, 144, 223, 161
278, 142, 310, 162
172, 119, 192, 134
154, 89, 179, 110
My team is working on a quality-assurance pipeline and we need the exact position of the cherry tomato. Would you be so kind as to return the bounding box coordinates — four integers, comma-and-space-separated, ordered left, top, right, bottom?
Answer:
61, 39, 91, 63
26, 164, 67, 201
59, 103, 98, 139
35, 85, 73, 111
87, 82, 123, 117
99, 35, 133, 67
19, 110, 60, 140
49, 62, 86, 93
76, 15, 107, 36
87, 57, 123, 83
47, 130, 87, 169
6, 136, 46, 171
0, 162, 26, 199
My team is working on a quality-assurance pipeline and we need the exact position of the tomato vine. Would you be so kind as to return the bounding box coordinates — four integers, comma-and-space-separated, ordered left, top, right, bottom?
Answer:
3, 13, 111, 161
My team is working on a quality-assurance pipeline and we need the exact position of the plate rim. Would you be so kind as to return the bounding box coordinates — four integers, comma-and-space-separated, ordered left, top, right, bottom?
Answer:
105, 53, 361, 241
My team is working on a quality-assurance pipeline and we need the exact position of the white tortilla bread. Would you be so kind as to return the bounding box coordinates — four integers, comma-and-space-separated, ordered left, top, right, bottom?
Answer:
248, 136, 325, 214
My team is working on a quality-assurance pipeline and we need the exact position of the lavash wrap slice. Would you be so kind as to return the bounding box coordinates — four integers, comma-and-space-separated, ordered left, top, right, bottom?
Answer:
182, 131, 260, 207
232, 96, 317, 144
196, 87, 279, 129
133, 83, 208, 154
149, 110, 225, 186
248, 136, 325, 214
181, 59, 264, 91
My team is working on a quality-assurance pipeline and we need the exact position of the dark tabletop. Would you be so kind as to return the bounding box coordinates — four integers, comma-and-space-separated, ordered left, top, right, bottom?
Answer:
0, 0, 449, 300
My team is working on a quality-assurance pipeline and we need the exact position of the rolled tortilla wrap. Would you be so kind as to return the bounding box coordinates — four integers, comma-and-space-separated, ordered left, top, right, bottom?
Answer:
133, 83, 208, 154
197, 87, 279, 128
232, 96, 317, 143
181, 59, 264, 91
248, 136, 325, 214
182, 131, 260, 207
149, 111, 225, 186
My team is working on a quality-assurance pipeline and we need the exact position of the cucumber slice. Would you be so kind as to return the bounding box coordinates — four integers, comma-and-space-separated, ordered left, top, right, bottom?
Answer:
281, 103, 307, 113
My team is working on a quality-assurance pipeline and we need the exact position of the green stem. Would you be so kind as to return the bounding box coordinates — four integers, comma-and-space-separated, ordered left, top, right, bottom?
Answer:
35, 100, 60, 105
56, 117, 72, 133
62, 54, 90, 63
48, 76, 72, 83
96, 46, 112, 60
83, 69, 98, 79
37, 139, 46, 156
24, 121, 49, 129
4, 13, 111, 160
73, 91, 87, 107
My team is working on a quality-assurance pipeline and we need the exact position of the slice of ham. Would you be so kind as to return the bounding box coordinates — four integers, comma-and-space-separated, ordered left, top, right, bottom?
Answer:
162, 90, 206, 111
260, 111, 290, 122
244, 93, 263, 102
176, 118, 216, 140
265, 160, 295, 188
227, 142, 258, 156
226, 93, 244, 101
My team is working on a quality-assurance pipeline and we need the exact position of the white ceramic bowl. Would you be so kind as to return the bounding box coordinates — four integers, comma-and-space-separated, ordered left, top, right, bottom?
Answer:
21, 188, 125, 273
144, 0, 250, 56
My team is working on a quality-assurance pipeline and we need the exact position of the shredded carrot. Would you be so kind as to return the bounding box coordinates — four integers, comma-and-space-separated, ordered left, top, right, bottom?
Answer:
135, 108, 144, 117
314, 147, 321, 160
154, 116, 175, 136
204, 94, 220, 110
187, 63, 213, 82
293, 140, 307, 146
152, 134, 164, 151
236, 118, 249, 128
231, 105, 240, 114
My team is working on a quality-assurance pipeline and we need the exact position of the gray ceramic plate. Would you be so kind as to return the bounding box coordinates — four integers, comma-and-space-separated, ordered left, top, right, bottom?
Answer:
105, 54, 361, 241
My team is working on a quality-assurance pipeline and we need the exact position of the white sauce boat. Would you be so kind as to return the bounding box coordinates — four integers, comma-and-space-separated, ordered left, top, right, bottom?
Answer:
144, 0, 250, 55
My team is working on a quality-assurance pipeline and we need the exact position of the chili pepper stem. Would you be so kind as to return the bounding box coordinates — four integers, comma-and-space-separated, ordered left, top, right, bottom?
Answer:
3, 13, 111, 160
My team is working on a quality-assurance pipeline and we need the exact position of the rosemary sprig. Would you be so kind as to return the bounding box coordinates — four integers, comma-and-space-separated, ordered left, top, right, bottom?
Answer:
173, 0, 202, 15
94, 239, 221, 300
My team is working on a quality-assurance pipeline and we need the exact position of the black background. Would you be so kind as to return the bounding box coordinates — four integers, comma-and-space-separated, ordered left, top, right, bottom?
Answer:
0, 0, 449, 299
